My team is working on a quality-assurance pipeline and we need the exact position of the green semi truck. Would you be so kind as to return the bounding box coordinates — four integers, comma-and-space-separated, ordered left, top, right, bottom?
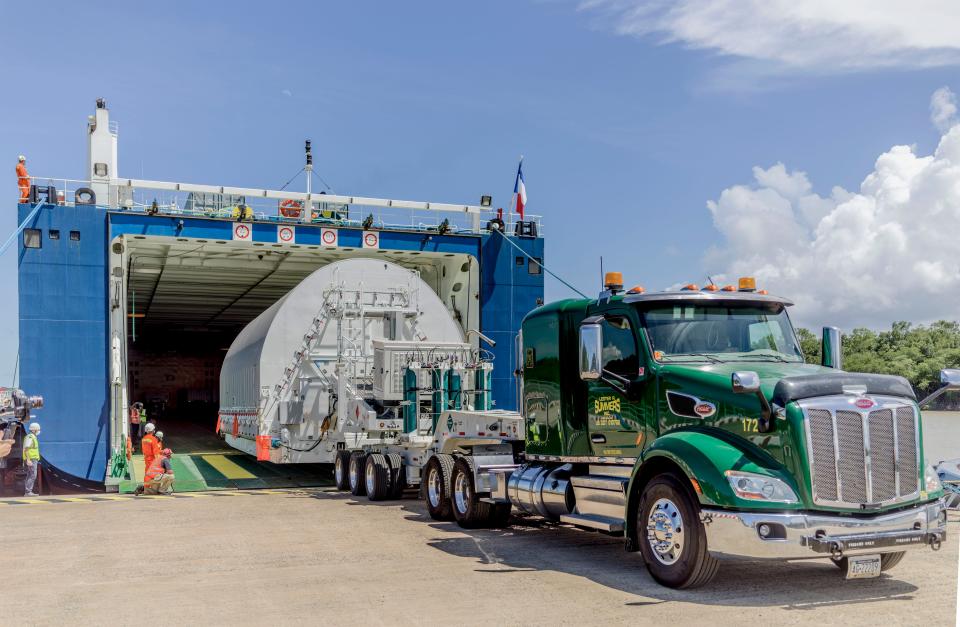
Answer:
411, 274, 949, 588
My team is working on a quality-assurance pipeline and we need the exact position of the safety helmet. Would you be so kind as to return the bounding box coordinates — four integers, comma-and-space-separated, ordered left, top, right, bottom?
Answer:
28, 422, 40, 432
18, 155, 25, 162
161, 448, 172, 457
155, 431, 164, 440
144, 423, 156, 433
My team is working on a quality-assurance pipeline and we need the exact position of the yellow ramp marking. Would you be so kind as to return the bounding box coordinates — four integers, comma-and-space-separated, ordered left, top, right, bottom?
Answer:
201, 455, 257, 480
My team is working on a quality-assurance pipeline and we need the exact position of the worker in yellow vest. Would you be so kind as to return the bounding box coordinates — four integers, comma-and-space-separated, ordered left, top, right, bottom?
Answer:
22, 422, 41, 496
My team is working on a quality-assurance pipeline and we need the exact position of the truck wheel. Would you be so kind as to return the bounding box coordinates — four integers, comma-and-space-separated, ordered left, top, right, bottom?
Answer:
349, 451, 368, 496
451, 456, 495, 529
365, 454, 391, 501
833, 551, 906, 573
423, 454, 454, 520
385, 453, 406, 499
334, 450, 352, 491
636, 473, 719, 589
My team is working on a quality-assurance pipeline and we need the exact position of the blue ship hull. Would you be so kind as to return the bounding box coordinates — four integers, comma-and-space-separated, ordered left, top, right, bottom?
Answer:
17, 203, 543, 482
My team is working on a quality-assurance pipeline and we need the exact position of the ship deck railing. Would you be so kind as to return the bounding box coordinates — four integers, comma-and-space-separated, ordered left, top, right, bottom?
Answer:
24, 176, 543, 236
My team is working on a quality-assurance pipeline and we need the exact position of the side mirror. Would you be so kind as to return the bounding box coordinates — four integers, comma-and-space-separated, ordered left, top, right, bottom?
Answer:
821, 326, 842, 369
731, 371, 761, 394
919, 368, 960, 407
731, 370, 774, 433
941, 369, 960, 389
579, 323, 602, 381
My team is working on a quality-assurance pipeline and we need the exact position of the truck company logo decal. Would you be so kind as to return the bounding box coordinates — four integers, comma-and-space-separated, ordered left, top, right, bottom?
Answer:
855, 398, 875, 409
592, 395, 626, 428
694, 402, 716, 417
594, 396, 621, 414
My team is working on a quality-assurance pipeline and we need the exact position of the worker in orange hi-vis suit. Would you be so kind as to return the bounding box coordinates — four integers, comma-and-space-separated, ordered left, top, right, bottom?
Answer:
16, 155, 30, 203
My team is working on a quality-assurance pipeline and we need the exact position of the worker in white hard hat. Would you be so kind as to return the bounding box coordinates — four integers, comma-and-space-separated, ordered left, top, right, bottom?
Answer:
22, 422, 41, 496
16, 155, 30, 204
140, 422, 161, 475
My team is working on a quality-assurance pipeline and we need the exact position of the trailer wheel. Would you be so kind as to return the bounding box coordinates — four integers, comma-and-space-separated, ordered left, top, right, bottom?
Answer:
365, 454, 391, 501
334, 450, 352, 491
451, 456, 495, 529
385, 453, 406, 499
832, 551, 906, 573
636, 473, 719, 589
349, 451, 368, 496
423, 454, 454, 520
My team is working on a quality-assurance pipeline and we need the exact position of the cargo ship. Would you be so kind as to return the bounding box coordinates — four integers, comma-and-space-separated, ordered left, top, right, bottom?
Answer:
13, 100, 543, 491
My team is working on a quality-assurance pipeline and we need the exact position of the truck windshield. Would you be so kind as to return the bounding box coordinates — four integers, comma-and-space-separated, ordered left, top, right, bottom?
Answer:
641, 304, 804, 363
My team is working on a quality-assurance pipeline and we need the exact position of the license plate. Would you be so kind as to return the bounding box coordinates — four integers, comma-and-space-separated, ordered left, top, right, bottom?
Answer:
846, 554, 882, 579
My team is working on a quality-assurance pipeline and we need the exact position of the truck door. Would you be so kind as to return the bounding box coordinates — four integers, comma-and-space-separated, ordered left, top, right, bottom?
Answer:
584, 313, 647, 458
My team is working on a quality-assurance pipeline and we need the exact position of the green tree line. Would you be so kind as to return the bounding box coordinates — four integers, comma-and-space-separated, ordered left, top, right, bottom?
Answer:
796, 321, 960, 405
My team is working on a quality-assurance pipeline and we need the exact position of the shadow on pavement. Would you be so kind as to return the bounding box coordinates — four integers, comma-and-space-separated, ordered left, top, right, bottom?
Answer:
300, 489, 932, 609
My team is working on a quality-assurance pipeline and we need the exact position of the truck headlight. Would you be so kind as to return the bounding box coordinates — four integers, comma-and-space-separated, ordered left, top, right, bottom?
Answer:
724, 470, 799, 504
925, 464, 944, 496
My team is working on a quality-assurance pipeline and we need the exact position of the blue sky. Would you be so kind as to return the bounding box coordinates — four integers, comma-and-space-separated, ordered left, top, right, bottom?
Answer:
1, 1, 958, 383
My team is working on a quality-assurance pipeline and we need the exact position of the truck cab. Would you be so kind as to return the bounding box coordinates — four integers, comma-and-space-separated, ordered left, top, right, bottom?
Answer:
471, 275, 949, 588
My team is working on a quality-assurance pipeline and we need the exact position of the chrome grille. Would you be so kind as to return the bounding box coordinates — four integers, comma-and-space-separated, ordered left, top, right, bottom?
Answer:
807, 409, 838, 501
803, 398, 920, 507
836, 410, 867, 503
868, 409, 896, 502
896, 406, 919, 494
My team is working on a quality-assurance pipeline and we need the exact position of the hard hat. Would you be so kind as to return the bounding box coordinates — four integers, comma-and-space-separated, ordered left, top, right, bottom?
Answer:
161, 448, 172, 457
144, 423, 155, 433
18, 155, 25, 162
28, 422, 40, 432
155, 431, 164, 440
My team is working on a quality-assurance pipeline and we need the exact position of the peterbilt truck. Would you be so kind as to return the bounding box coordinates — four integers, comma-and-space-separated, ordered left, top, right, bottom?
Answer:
247, 259, 947, 588
338, 273, 950, 589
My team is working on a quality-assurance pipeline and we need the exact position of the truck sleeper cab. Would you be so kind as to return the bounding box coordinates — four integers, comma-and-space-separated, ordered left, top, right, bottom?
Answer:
422, 280, 949, 589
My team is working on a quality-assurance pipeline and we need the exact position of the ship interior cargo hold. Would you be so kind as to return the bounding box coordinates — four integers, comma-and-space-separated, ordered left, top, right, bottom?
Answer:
116, 235, 479, 491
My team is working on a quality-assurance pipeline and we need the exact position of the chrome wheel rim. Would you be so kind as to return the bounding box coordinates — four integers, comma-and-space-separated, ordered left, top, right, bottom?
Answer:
365, 461, 375, 494
454, 471, 469, 514
427, 467, 442, 507
335, 456, 344, 485
348, 457, 359, 489
646, 497, 684, 565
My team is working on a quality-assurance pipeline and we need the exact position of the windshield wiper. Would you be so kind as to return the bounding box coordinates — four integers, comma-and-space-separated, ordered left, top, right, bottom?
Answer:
729, 353, 794, 363
662, 352, 723, 364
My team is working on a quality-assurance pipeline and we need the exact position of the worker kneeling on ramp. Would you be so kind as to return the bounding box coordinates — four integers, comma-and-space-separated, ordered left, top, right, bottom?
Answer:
140, 449, 175, 495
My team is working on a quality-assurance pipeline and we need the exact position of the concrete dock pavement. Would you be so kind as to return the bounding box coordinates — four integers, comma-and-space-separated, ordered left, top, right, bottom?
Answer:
0, 487, 955, 626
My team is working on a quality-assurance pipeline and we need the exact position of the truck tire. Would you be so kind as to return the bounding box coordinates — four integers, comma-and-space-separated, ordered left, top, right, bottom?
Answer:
385, 453, 406, 499
365, 453, 391, 501
349, 451, 368, 496
423, 454, 455, 520
833, 551, 906, 573
636, 473, 719, 589
334, 450, 352, 491
451, 456, 495, 529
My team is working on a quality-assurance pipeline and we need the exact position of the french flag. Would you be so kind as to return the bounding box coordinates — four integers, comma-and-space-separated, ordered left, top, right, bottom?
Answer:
512, 159, 527, 220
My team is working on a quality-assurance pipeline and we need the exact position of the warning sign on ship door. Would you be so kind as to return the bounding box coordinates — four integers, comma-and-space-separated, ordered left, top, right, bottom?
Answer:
362, 230, 380, 249
277, 225, 295, 244
321, 228, 338, 247
232, 223, 252, 241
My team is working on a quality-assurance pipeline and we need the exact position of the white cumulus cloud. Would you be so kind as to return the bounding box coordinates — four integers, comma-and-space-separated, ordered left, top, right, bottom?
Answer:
707, 113, 960, 329
582, 0, 960, 72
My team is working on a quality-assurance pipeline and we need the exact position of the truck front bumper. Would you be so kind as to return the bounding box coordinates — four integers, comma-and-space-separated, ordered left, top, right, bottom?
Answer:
701, 500, 947, 560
